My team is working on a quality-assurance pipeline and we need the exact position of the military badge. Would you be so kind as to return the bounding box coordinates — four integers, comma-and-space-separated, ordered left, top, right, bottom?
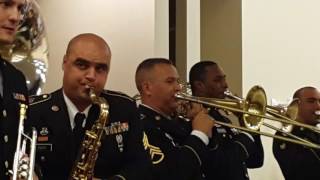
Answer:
217, 127, 227, 134
104, 121, 129, 135
140, 113, 146, 120
12, 93, 26, 102
38, 127, 49, 142
116, 134, 124, 152
40, 127, 49, 136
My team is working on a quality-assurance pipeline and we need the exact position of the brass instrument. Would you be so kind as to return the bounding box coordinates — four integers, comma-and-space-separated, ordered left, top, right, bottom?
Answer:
176, 85, 320, 149
0, 0, 49, 95
12, 104, 37, 180
225, 89, 299, 132
69, 88, 110, 180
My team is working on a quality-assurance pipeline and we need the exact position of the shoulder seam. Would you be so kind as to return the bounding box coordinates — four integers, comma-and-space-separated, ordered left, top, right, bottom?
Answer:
183, 145, 202, 165
103, 91, 134, 102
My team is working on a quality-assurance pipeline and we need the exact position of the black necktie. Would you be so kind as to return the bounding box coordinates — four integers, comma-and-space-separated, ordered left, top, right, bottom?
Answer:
73, 112, 86, 151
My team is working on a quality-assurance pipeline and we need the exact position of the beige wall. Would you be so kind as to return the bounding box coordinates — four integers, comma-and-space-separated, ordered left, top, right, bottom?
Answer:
175, 0, 187, 81
242, 1, 320, 180
172, 0, 201, 82
186, 0, 201, 79
201, 0, 242, 96
35, 1, 320, 179
155, 0, 169, 58
37, 0, 156, 96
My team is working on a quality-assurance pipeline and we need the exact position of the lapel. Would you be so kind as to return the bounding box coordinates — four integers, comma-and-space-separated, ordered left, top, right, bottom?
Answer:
47, 89, 74, 144
1, 60, 14, 104
139, 105, 190, 143
85, 104, 99, 130
0, 60, 27, 105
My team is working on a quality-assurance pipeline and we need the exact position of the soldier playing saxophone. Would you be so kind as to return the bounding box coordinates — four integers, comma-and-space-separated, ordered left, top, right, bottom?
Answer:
26, 33, 151, 180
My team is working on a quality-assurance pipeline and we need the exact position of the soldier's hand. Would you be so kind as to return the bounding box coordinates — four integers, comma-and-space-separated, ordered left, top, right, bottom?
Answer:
191, 109, 215, 138
185, 102, 203, 119
9, 173, 38, 180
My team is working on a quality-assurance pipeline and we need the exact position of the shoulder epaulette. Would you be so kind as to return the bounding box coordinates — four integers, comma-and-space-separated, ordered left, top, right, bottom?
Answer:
29, 94, 51, 106
102, 90, 134, 102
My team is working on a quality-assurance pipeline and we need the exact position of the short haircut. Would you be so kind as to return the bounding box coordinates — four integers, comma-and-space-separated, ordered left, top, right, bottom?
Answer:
189, 61, 217, 92
293, 86, 317, 99
65, 33, 111, 56
135, 58, 173, 92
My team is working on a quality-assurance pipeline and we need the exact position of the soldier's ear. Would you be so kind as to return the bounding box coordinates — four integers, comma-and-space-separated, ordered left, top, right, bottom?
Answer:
142, 81, 152, 96
62, 54, 68, 70
62, 55, 67, 70
194, 80, 205, 91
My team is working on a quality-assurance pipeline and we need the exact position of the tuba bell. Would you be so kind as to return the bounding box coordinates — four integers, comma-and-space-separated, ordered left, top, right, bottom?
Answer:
0, 0, 49, 95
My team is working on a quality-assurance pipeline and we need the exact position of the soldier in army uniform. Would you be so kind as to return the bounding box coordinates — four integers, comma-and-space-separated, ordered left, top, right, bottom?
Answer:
27, 33, 151, 180
135, 58, 215, 180
273, 86, 320, 180
0, 0, 29, 179
189, 61, 264, 180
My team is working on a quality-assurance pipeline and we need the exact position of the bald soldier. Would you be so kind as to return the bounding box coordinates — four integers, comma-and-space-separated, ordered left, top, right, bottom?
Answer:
26, 33, 151, 180
273, 86, 320, 180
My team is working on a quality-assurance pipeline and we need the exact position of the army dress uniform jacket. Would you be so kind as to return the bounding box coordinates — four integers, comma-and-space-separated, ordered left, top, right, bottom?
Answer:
203, 109, 264, 180
139, 104, 208, 180
27, 89, 151, 180
0, 59, 28, 180
273, 127, 320, 180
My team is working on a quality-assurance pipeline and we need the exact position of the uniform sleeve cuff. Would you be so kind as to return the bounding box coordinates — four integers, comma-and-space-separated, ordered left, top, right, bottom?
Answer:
191, 130, 209, 145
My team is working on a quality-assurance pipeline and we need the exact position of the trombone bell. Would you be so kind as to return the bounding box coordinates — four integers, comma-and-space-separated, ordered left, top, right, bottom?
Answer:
243, 86, 267, 131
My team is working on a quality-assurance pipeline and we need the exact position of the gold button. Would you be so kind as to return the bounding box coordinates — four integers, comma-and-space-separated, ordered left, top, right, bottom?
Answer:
2, 110, 6, 117
51, 105, 59, 112
3, 135, 8, 143
41, 156, 46, 161
280, 143, 286, 150
4, 161, 9, 168
43, 94, 48, 98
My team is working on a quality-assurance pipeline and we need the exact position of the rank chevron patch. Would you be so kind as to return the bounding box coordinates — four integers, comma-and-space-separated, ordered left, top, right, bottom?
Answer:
143, 133, 165, 164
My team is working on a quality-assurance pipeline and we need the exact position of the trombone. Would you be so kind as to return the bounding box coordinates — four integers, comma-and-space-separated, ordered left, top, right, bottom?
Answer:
12, 104, 37, 180
175, 85, 320, 149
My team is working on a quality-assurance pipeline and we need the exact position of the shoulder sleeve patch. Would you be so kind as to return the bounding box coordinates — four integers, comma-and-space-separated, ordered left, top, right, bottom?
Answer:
143, 132, 164, 164
102, 90, 135, 102
29, 94, 51, 106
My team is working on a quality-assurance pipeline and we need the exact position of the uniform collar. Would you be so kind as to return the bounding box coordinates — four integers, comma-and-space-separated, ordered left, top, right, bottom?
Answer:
63, 90, 91, 129
140, 103, 172, 120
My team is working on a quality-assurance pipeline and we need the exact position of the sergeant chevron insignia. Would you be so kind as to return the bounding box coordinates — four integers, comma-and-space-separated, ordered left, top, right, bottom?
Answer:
143, 133, 164, 164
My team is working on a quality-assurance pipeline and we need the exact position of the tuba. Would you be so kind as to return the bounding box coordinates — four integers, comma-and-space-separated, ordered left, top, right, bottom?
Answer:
69, 88, 109, 180
0, 0, 49, 95
12, 104, 37, 180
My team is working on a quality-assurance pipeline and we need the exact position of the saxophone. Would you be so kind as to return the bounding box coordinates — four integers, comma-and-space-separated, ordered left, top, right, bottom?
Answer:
69, 88, 110, 180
